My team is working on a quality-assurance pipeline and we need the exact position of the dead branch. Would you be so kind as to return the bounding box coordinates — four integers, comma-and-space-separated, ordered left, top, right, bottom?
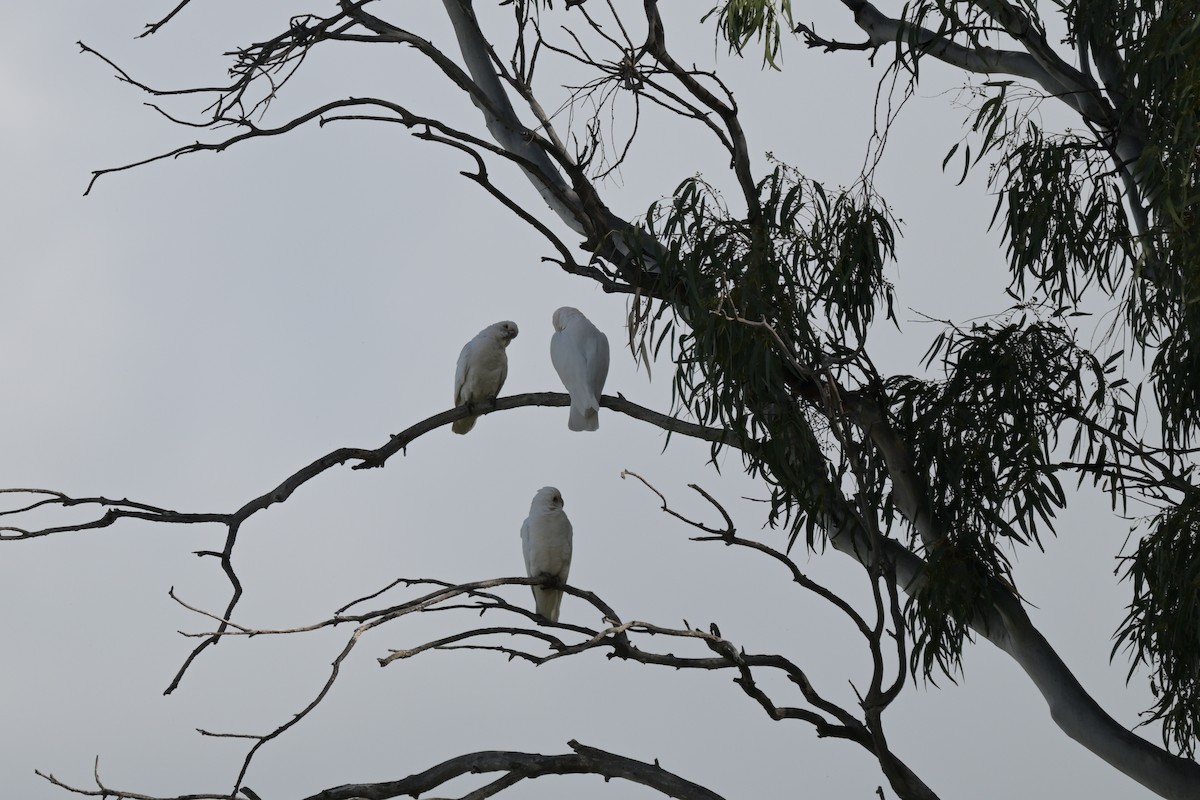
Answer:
619, 471, 876, 637
0, 392, 742, 543
0, 391, 745, 699
154, 549, 924, 797
301, 739, 730, 800
39, 741, 728, 800
36, 755, 236, 800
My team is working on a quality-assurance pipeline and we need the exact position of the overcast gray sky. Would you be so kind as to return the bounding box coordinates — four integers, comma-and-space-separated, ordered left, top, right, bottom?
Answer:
0, 3, 1161, 799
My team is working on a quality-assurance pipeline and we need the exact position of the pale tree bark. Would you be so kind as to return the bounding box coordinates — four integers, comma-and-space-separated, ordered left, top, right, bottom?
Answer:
814, 0, 1155, 260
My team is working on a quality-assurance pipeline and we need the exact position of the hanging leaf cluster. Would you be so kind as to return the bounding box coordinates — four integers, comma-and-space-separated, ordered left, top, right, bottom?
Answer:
1117, 497, 1200, 757
888, 312, 1115, 674
643, 167, 896, 547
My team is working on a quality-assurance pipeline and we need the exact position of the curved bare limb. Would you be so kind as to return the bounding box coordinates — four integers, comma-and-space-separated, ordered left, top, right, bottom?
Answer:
39, 741, 729, 800
300, 739, 728, 800
0, 391, 740, 542
816, 0, 1105, 120
619, 470, 877, 637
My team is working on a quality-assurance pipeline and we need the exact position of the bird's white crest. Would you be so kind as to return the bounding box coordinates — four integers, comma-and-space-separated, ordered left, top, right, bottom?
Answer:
550, 307, 610, 432
520, 486, 573, 622
452, 320, 518, 434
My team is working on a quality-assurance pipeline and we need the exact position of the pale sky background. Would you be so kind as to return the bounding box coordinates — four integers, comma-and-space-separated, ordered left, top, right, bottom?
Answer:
0, 3, 1163, 799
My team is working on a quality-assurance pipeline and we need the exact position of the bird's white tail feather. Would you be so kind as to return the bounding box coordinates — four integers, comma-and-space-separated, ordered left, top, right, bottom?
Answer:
452, 416, 478, 435
533, 586, 563, 622
567, 400, 600, 432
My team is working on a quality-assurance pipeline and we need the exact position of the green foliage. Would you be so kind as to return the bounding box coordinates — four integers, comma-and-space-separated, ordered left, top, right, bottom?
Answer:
638, 165, 1141, 689
992, 124, 1135, 306
704, 0, 793, 68
1045, 0, 1200, 446
705, 0, 1200, 749
904, 535, 1004, 680
892, 0, 1200, 738
644, 167, 896, 547
1117, 499, 1200, 757
910, 318, 1085, 546
888, 312, 1109, 674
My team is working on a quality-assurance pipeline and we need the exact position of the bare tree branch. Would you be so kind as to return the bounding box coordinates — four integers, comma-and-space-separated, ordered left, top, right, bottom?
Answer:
0, 391, 739, 541
642, 1, 759, 218
36, 756, 235, 800
819, 0, 1107, 122
36, 742, 727, 800
1, 391, 741, 696
158, 565, 937, 796
299, 738, 726, 800
139, 0, 199, 38
619, 470, 876, 637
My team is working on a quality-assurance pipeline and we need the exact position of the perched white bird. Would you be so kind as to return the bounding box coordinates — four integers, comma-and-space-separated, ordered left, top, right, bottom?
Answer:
520, 486, 573, 622
452, 320, 519, 434
550, 307, 610, 432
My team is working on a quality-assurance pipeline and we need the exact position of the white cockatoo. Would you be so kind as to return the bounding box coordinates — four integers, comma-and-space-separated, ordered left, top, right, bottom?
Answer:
550, 307, 610, 432
520, 486, 573, 622
452, 320, 519, 434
